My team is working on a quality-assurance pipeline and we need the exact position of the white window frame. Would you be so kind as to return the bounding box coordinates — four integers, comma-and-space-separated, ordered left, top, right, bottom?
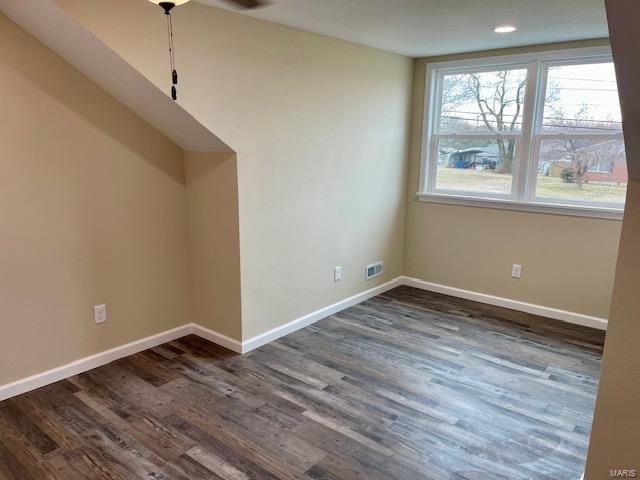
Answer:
417, 46, 625, 220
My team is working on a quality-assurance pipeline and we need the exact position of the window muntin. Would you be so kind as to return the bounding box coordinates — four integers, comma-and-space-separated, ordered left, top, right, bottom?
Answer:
421, 48, 627, 214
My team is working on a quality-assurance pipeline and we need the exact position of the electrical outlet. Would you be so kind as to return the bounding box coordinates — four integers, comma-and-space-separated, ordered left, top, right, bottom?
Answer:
334, 266, 342, 283
512, 264, 522, 279
94, 304, 107, 324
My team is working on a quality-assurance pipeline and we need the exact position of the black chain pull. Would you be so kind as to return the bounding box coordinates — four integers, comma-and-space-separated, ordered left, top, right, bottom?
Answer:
164, 5, 179, 101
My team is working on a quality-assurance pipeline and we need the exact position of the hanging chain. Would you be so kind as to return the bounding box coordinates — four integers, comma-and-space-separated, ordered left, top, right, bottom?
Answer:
166, 11, 178, 100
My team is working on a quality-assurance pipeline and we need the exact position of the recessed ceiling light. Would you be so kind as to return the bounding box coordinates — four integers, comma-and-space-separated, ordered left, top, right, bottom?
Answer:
494, 25, 517, 33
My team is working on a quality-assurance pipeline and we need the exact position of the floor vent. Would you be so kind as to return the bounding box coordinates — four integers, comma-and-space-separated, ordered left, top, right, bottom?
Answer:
365, 261, 383, 281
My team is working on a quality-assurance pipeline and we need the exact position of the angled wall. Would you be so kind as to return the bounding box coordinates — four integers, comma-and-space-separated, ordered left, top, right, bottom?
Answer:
185, 151, 242, 340
0, 13, 190, 385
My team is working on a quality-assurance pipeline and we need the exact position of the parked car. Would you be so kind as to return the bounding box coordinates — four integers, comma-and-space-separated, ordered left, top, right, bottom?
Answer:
449, 149, 497, 170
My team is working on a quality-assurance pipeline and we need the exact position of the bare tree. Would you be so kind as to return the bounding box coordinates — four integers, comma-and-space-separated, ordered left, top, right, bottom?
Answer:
441, 70, 527, 174
467, 71, 526, 174
442, 74, 624, 190
544, 106, 624, 188
544, 137, 624, 189
438, 75, 491, 157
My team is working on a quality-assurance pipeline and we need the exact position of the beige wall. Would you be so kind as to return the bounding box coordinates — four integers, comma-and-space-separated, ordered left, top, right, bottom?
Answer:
185, 152, 242, 340
0, 14, 190, 384
585, 0, 640, 474
56, 0, 414, 340
405, 39, 623, 319
5, 0, 640, 471
2, 0, 623, 390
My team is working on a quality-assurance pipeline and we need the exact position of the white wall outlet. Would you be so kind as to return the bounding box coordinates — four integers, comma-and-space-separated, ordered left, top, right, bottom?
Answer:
512, 264, 523, 279
334, 266, 342, 283
94, 304, 107, 324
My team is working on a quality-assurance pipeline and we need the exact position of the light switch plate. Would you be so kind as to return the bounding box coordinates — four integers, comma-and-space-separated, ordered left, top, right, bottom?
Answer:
512, 264, 522, 279
334, 266, 342, 283
94, 304, 107, 324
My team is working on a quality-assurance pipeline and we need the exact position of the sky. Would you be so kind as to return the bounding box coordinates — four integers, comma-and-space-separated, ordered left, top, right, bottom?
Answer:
544, 62, 621, 131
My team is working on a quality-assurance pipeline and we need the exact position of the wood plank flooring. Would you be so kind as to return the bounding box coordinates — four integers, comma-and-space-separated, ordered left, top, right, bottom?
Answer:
0, 286, 605, 480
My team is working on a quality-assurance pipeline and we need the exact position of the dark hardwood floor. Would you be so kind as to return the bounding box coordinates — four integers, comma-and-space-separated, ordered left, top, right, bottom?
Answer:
0, 286, 605, 480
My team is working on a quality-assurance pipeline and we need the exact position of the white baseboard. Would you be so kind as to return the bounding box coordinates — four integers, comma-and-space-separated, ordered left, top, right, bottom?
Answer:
0, 275, 606, 401
191, 324, 243, 354
0, 278, 401, 400
0, 324, 193, 401
401, 276, 608, 331
241, 277, 404, 353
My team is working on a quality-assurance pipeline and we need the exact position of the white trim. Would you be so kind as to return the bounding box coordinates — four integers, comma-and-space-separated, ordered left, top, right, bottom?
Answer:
191, 275, 403, 355
0, 275, 607, 401
401, 276, 608, 330
0, 278, 403, 400
191, 324, 243, 354
424, 46, 612, 73
520, 59, 544, 200
434, 132, 521, 140
535, 133, 625, 141
241, 277, 404, 353
0, 324, 193, 401
416, 191, 624, 219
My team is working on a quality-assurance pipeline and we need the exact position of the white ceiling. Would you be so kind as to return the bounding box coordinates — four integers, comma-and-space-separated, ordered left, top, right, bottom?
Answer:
196, 0, 609, 57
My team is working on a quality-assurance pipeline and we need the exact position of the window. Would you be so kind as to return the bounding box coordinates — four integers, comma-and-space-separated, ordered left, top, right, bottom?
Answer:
419, 47, 626, 218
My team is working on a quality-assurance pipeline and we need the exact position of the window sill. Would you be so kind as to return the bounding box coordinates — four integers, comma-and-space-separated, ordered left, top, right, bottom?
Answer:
416, 192, 624, 220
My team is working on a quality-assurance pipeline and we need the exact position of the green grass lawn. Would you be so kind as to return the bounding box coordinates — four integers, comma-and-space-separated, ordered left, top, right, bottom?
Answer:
436, 167, 627, 203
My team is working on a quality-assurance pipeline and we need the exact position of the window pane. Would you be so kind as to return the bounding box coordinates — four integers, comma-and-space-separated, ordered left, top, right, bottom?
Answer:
439, 68, 528, 133
542, 63, 622, 133
535, 139, 627, 203
435, 138, 515, 195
